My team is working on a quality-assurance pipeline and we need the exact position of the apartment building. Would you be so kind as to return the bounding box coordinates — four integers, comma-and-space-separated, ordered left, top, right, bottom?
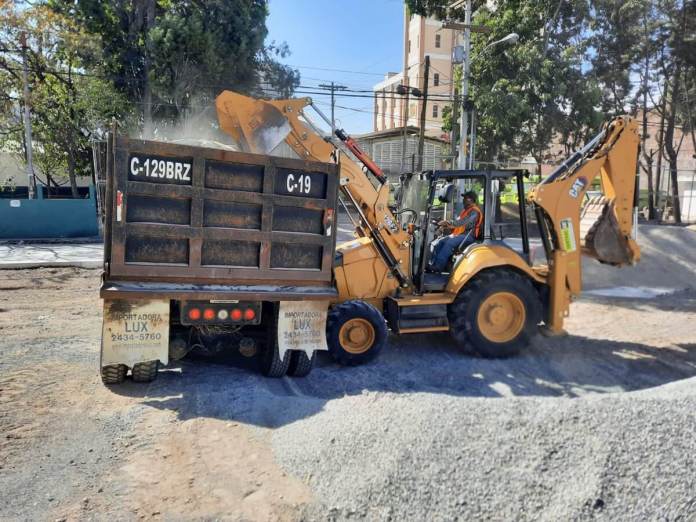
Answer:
373, 9, 457, 139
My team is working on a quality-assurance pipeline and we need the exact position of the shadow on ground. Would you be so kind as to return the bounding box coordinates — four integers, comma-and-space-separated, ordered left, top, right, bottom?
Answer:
109, 330, 696, 429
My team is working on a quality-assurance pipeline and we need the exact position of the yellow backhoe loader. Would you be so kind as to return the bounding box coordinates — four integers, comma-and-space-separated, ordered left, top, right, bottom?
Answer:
216, 91, 640, 362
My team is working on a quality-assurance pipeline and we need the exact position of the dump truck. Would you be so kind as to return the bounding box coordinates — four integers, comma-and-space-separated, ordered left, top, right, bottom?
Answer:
99, 132, 340, 384
216, 91, 641, 363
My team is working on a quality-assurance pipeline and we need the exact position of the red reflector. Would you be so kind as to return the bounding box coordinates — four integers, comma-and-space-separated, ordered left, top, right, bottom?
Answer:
188, 308, 201, 320
203, 308, 215, 320
244, 308, 256, 321
230, 309, 243, 321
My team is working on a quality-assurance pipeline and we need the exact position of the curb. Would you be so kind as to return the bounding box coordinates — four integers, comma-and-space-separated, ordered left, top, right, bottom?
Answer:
0, 261, 102, 269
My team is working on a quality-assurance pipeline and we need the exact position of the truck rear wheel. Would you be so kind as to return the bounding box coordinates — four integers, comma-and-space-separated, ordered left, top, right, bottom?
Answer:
101, 364, 127, 385
260, 343, 290, 377
327, 301, 387, 366
132, 360, 159, 382
448, 270, 541, 358
259, 305, 290, 377
287, 351, 315, 377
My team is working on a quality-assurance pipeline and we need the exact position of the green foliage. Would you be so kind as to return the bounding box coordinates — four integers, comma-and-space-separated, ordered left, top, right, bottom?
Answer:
0, 2, 131, 194
48, 0, 300, 127
469, 0, 600, 163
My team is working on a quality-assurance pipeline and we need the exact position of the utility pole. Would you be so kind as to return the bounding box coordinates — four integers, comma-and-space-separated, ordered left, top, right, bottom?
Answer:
19, 32, 36, 199
143, 0, 156, 137
400, 83, 410, 173
416, 56, 430, 171
458, 0, 472, 170
318, 82, 347, 136
450, 87, 460, 165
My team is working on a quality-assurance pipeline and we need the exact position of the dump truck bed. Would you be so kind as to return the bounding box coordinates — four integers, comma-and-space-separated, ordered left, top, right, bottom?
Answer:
100, 133, 339, 300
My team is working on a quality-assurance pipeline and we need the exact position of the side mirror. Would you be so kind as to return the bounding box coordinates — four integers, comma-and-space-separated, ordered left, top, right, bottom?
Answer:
437, 183, 455, 203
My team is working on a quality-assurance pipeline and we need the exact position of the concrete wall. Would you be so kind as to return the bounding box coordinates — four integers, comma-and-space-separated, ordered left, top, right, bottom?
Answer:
0, 186, 99, 239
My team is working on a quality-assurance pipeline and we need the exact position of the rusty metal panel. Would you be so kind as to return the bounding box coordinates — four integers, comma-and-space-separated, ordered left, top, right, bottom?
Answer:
201, 239, 261, 267
203, 199, 261, 229
273, 205, 323, 234
105, 134, 338, 287
125, 235, 189, 264
126, 195, 191, 225
271, 243, 323, 270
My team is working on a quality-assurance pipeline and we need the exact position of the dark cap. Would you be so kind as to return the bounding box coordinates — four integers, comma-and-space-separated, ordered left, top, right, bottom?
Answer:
462, 190, 478, 203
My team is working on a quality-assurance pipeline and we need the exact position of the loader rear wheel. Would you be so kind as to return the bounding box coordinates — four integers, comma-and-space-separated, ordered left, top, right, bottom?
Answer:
101, 364, 127, 385
448, 270, 541, 358
287, 351, 316, 377
327, 301, 387, 366
132, 360, 159, 382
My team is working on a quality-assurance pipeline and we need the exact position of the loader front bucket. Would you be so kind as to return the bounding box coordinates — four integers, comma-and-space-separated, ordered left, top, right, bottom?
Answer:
215, 91, 291, 154
580, 197, 640, 266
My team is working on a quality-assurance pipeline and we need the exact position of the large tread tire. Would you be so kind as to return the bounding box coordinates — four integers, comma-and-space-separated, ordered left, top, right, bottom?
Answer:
448, 269, 542, 358
287, 350, 316, 377
259, 305, 290, 378
327, 301, 388, 366
132, 360, 159, 383
101, 364, 127, 385
260, 345, 291, 378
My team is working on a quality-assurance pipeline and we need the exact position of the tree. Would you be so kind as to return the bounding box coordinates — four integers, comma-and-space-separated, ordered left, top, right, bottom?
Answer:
407, 0, 600, 170
0, 1, 130, 196
48, 0, 300, 135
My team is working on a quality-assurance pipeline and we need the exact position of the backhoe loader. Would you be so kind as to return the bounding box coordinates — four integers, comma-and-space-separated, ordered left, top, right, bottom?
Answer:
216, 91, 641, 363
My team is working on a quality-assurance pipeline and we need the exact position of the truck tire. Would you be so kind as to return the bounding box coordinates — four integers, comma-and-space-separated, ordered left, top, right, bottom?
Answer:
448, 269, 541, 358
260, 344, 290, 378
259, 306, 290, 377
287, 350, 316, 377
327, 301, 387, 366
132, 360, 159, 382
101, 364, 127, 385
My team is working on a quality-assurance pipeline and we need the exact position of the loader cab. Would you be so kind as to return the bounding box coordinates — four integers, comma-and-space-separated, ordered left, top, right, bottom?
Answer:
399, 169, 531, 293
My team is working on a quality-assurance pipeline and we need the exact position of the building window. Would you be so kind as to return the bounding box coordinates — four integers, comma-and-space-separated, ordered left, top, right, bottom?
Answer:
435, 34, 441, 48
432, 105, 439, 118
433, 73, 439, 87
408, 40, 411, 53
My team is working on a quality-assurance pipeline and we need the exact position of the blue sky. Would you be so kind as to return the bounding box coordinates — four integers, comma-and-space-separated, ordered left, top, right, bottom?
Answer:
266, 0, 405, 133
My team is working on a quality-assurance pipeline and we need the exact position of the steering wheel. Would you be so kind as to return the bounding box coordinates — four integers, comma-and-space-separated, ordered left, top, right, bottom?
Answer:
431, 219, 452, 239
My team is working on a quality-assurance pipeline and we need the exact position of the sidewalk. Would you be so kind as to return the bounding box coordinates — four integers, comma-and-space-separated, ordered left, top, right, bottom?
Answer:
0, 243, 103, 269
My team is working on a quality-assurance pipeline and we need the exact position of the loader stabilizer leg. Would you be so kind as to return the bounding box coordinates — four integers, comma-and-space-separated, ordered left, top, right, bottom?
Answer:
546, 250, 570, 335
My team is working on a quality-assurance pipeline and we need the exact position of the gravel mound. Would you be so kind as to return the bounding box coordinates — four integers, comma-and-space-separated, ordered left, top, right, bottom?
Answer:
274, 386, 696, 521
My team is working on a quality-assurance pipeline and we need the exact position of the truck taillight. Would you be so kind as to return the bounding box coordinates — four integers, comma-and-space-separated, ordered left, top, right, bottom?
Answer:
180, 301, 261, 325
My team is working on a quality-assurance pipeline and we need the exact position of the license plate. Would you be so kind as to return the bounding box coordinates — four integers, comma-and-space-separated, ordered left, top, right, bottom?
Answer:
128, 154, 193, 185
101, 299, 170, 367
277, 301, 328, 359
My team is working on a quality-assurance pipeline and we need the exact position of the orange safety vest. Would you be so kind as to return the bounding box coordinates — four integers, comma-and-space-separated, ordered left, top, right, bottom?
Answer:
453, 204, 483, 238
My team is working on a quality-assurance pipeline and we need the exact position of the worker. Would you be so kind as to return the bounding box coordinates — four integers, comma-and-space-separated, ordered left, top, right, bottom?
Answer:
428, 191, 483, 272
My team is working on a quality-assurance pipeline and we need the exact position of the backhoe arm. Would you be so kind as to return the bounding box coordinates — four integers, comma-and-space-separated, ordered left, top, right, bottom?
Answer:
215, 91, 412, 288
528, 116, 641, 333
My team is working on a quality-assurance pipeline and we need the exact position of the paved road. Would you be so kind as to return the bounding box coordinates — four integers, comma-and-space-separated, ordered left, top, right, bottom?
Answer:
0, 243, 103, 269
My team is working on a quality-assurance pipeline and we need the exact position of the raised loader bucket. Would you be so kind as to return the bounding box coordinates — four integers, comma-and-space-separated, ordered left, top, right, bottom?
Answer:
580, 196, 639, 266
215, 91, 292, 154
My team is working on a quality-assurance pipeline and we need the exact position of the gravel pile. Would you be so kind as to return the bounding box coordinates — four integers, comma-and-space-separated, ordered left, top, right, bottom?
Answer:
274, 386, 696, 521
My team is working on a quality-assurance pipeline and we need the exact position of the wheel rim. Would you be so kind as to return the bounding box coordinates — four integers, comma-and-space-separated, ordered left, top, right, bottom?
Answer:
476, 291, 526, 343
339, 318, 376, 354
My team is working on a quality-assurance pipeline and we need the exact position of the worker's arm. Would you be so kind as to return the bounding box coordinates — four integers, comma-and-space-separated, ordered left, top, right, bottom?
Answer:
440, 208, 480, 233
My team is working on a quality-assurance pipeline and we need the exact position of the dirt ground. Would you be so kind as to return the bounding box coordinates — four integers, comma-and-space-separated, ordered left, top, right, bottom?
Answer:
1, 225, 695, 521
